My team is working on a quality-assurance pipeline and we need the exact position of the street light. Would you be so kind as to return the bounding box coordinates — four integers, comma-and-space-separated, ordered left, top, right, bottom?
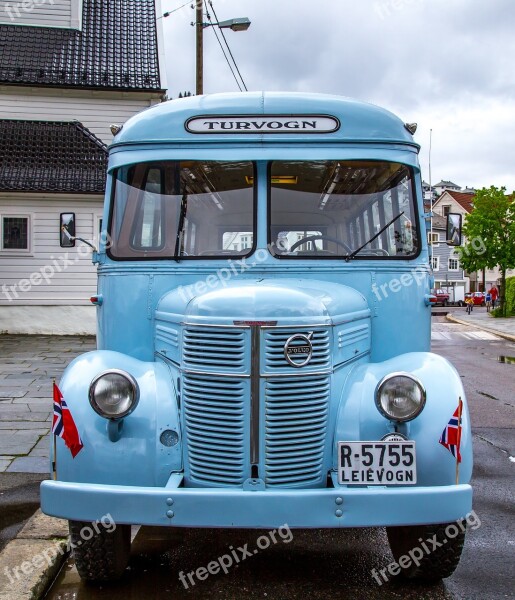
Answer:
212, 18, 251, 32
164, 9, 251, 95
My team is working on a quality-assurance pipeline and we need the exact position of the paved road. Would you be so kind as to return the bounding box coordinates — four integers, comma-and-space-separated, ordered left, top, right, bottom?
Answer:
0, 335, 95, 474
44, 319, 515, 600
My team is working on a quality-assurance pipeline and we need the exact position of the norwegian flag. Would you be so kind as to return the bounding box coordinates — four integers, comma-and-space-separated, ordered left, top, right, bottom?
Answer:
439, 399, 463, 463
52, 382, 83, 458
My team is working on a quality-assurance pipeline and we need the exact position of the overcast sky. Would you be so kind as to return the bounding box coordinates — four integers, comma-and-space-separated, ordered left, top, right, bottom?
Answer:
161, 0, 515, 191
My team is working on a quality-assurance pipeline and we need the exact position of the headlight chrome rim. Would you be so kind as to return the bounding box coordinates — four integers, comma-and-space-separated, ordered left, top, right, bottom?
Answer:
89, 369, 140, 420
375, 372, 426, 423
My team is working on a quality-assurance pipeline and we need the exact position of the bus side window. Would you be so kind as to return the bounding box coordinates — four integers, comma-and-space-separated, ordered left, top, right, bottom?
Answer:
130, 168, 164, 250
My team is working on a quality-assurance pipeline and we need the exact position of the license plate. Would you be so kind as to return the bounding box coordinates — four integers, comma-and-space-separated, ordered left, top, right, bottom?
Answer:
338, 441, 416, 485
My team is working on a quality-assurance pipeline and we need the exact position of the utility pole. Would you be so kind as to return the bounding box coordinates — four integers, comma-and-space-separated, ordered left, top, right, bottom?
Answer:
196, 1, 203, 95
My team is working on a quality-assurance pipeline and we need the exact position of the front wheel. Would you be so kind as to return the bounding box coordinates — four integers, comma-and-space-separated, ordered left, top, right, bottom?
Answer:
386, 521, 466, 582
69, 520, 131, 582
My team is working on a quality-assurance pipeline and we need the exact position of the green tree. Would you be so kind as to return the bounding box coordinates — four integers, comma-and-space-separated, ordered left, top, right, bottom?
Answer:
458, 186, 515, 317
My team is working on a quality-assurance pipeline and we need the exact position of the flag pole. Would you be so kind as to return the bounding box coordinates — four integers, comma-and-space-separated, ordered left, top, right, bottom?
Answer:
52, 378, 57, 481
455, 397, 463, 485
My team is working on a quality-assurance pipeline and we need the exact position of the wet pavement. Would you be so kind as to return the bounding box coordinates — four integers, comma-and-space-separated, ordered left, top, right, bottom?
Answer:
45, 527, 462, 600
0, 335, 95, 473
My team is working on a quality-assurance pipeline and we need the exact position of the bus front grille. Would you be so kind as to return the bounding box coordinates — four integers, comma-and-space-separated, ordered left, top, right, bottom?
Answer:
182, 373, 249, 486
264, 375, 330, 487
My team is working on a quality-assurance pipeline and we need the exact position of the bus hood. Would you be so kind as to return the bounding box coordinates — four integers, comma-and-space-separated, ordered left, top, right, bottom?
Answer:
157, 279, 370, 326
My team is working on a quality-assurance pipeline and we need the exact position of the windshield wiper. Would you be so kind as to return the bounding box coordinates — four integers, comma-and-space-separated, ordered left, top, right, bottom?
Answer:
173, 193, 188, 262
345, 211, 404, 262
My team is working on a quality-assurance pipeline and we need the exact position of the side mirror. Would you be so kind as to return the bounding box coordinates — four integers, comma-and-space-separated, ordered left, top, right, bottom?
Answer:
446, 213, 462, 246
60, 213, 76, 248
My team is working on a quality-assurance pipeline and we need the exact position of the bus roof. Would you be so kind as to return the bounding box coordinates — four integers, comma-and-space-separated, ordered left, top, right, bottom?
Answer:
111, 92, 419, 150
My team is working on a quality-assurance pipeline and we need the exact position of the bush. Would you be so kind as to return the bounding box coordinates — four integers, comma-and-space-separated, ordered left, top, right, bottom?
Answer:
506, 276, 515, 315
490, 307, 504, 318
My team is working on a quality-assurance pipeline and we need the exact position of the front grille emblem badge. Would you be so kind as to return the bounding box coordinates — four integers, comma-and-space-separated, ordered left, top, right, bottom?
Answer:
284, 332, 314, 368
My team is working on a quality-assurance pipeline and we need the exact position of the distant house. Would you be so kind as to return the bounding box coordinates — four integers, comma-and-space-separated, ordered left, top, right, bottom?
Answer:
433, 190, 514, 292
0, 0, 167, 334
433, 180, 461, 197
428, 215, 466, 303
421, 180, 437, 210
433, 190, 475, 217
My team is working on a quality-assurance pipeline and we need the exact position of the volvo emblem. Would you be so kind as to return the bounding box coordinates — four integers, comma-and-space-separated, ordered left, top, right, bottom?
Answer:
284, 332, 314, 368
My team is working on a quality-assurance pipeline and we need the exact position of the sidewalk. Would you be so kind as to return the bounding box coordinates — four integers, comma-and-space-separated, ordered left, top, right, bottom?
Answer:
0, 335, 95, 473
447, 307, 515, 342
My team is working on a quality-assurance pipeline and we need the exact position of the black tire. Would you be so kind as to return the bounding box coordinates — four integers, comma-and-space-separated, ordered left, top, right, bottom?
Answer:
69, 520, 131, 582
386, 521, 466, 582
442, 300, 447, 307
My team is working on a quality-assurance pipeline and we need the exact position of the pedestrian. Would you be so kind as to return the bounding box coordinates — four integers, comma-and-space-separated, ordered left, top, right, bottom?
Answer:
488, 286, 498, 309
465, 295, 474, 314
485, 291, 492, 312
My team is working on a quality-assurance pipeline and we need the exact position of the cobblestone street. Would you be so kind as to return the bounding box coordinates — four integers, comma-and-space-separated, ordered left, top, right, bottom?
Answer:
0, 336, 95, 473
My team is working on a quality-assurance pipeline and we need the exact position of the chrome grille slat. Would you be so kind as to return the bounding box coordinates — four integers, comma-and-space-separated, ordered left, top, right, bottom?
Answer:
183, 328, 247, 373
183, 373, 248, 486
264, 374, 330, 487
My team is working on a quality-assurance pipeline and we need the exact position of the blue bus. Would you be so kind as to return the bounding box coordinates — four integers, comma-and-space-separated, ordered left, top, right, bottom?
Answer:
41, 92, 472, 583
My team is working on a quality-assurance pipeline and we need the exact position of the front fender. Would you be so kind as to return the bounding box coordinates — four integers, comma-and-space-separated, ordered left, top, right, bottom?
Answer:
335, 352, 472, 486
54, 351, 181, 486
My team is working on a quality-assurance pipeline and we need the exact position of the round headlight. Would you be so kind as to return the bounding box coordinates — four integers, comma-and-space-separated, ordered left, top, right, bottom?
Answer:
375, 373, 426, 422
89, 370, 139, 419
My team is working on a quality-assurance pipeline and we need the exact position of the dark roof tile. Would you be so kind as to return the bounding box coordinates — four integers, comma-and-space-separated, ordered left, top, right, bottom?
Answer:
0, 0, 162, 91
0, 119, 107, 193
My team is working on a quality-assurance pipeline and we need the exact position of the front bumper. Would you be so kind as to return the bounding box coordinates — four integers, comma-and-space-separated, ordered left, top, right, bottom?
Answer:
41, 477, 472, 528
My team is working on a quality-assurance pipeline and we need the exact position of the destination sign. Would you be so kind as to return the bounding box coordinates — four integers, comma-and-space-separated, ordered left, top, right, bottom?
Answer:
185, 115, 340, 134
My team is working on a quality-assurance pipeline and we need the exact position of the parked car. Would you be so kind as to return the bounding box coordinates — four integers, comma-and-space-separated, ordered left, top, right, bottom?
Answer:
431, 289, 450, 306
464, 292, 485, 306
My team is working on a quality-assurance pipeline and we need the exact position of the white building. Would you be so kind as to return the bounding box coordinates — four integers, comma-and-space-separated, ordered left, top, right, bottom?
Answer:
433, 180, 461, 197
433, 190, 514, 292
0, 0, 166, 334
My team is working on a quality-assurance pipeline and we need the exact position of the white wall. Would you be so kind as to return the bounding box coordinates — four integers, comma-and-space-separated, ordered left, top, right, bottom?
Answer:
0, 194, 102, 306
0, 305, 96, 335
0, 87, 162, 145
0, 0, 81, 29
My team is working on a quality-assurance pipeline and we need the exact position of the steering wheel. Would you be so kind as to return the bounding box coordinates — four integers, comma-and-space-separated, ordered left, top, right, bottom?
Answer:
289, 234, 353, 254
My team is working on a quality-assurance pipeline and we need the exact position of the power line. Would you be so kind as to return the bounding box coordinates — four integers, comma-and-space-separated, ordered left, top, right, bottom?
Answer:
162, 0, 191, 18
203, 0, 243, 91
207, 0, 248, 92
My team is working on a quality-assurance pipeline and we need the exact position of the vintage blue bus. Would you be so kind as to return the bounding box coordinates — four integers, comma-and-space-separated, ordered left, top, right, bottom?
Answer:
41, 92, 472, 583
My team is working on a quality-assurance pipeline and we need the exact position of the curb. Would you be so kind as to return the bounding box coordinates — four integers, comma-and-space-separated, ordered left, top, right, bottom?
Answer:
0, 510, 68, 600
446, 314, 515, 343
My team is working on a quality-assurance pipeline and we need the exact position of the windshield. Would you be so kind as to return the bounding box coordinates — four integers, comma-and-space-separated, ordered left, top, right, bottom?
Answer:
269, 160, 419, 259
108, 161, 255, 260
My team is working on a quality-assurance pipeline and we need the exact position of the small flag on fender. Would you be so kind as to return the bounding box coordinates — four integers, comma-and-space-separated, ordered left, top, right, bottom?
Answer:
439, 398, 463, 463
52, 382, 84, 458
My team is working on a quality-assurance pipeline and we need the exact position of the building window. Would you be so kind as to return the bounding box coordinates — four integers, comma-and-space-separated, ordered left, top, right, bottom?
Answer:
431, 256, 440, 271
448, 255, 460, 271
1, 215, 30, 252
442, 205, 451, 216
427, 232, 439, 246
